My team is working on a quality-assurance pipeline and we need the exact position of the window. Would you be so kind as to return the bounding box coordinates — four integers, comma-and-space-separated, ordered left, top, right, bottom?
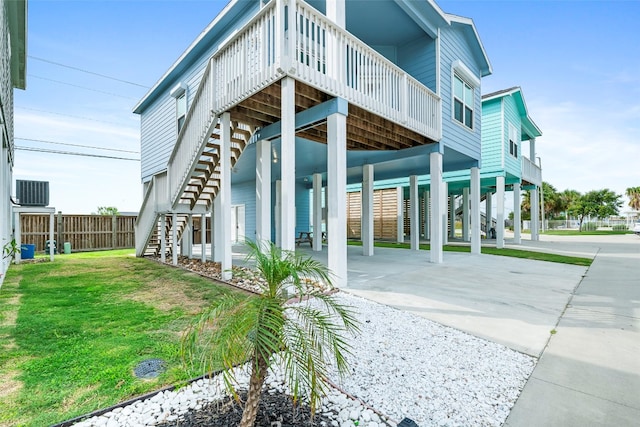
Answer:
176, 93, 186, 133
509, 124, 519, 158
453, 74, 474, 129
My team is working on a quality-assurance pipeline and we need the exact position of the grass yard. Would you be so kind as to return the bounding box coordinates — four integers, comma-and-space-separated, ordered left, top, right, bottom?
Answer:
0, 250, 243, 427
542, 229, 632, 236
346, 240, 593, 266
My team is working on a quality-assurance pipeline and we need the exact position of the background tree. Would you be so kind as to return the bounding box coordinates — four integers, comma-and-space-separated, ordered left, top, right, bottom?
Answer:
96, 206, 119, 216
626, 186, 640, 211
557, 189, 581, 218
183, 240, 359, 427
568, 189, 622, 231
541, 182, 561, 218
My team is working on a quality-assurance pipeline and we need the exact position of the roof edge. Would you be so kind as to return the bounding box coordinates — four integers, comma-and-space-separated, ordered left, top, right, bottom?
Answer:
7, 0, 27, 89
446, 13, 492, 77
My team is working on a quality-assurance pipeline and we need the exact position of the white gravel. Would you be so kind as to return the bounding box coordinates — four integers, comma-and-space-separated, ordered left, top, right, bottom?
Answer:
72, 291, 535, 427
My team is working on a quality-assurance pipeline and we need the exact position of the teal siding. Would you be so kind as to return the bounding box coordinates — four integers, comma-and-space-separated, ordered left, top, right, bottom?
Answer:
502, 96, 522, 179
439, 24, 482, 161
398, 35, 437, 92
480, 98, 503, 173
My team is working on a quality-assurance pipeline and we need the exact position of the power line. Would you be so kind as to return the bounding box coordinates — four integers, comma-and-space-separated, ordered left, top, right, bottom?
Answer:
29, 74, 138, 100
29, 55, 149, 89
15, 146, 140, 162
16, 106, 130, 126
16, 138, 139, 154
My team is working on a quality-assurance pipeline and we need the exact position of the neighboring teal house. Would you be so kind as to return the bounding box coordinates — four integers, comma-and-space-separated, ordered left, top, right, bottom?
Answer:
133, 0, 492, 286
346, 86, 542, 248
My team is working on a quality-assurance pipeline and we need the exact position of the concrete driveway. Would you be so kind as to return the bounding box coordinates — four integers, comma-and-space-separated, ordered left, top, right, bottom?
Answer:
298, 238, 590, 357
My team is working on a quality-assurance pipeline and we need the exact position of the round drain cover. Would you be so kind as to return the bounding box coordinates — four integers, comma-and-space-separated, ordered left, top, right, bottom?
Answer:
134, 358, 167, 379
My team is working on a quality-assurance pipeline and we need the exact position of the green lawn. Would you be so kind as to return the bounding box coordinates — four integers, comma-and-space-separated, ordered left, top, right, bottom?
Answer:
346, 240, 593, 267
0, 250, 242, 427
542, 229, 631, 236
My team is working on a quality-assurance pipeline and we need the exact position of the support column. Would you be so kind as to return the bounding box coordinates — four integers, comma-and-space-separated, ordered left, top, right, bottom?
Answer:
185, 215, 193, 258
327, 111, 347, 287
470, 167, 481, 254
496, 176, 505, 249
312, 173, 323, 251
219, 112, 232, 280
396, 187, 404, 243
513, 182, 521, 244
210, 204, 215, 261
160, 214, 166, 263
462, 187, 470, 242
326, 0, 345, 27
280, 77, 296, 251
448, 190, 455, 240
485, 192, 492, 238
531, 187, 539, 241
213, 194, 222, 262
49, 212, 55, 262
423, 190, 430, 240
275, 180, 281, 247
13, 211, 21, 264
256, 139, 271, 245
172, 212, 178, 265
443, 182, 449, 245
201, 214, 206, 262
430, 152, 443, 263
410, 175, 419, 250
362, 165, 374, 256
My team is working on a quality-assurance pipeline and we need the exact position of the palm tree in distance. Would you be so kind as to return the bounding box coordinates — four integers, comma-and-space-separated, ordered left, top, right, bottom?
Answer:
626, 186, 640, 212
182, 239, 360, 427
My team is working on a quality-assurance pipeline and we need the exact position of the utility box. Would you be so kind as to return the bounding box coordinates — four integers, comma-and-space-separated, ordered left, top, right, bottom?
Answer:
16, 180, 49, 206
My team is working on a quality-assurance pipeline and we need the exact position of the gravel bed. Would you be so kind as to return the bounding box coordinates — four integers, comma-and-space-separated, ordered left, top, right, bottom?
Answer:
71, 292, 535, 427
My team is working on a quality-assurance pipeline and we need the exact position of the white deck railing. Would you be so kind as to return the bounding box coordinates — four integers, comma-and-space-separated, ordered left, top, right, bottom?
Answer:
135, 171, 168, 256
208, 0, 441, 139
521, 156, 542, 186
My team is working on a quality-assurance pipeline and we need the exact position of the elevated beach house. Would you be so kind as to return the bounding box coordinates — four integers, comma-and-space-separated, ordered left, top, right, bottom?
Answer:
0, 0, 26, 285
133, 0, 491, 286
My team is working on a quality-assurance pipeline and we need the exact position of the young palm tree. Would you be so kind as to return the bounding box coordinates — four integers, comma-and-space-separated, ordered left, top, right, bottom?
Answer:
182, 240, 359, 427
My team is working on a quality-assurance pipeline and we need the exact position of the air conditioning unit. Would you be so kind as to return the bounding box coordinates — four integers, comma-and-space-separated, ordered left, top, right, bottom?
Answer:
16, 180, 49, 207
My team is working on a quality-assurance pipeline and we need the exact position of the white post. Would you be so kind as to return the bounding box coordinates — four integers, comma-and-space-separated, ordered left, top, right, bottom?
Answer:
462, 187, 470, 242
49, 212, 54, 262
256, 139, 271, 245
201, 214, 206, 262
160, 214, 166, 263
443, 182, 449, 245
530, 187, 539, 241
220, 112, 232, 280
13, 211, 21, 264
172, 212, 178, 265
448, 191, 455, 239
410, 175, 419, 250
470, 167, 481, 254
362, 165, 374, 256
275, 180, 281, 247
423, 190, 430, 240
396, 186, 404, 244
281, 77, 296, 251
513, 182, 521, 244
210, 203, 215, 261
185, 215, 193, 258
430, 152, 443, 263
313, 173, 323, 251
213, 194, 222, 262
327, 111, 347, 287
486, 192, 492, 238
496, 176, 505, 249
326, 0, 345, 27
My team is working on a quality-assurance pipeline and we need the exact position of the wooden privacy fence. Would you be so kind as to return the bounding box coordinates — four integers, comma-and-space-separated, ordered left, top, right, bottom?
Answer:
346, 188, 401, 240
20, 214, 137, 252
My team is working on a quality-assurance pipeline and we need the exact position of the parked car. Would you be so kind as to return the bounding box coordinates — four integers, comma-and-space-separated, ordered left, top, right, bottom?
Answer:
633, 222, 640, 236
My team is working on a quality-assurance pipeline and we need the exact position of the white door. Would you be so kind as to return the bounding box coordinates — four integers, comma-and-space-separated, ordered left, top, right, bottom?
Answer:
231, 204, 245, 244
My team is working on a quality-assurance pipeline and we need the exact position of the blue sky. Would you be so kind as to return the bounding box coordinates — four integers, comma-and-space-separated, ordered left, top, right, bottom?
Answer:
13, 0, 640, 214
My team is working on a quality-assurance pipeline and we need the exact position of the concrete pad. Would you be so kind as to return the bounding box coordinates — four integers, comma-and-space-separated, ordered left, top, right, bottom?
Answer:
297, 245, 586, 357
505, 376, 640, 427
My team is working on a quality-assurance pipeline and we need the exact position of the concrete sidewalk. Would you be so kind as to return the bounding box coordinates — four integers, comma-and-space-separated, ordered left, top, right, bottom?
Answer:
505, 234, 640, 426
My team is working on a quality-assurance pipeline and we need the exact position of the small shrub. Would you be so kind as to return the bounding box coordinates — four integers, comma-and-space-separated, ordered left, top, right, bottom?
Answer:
612, 224, 628, 231
582, 222, 597, 231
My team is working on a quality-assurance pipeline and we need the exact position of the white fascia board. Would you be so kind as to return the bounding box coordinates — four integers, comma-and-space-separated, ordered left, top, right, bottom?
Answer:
446, 14, 492, 77
133, 0, 240, 113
